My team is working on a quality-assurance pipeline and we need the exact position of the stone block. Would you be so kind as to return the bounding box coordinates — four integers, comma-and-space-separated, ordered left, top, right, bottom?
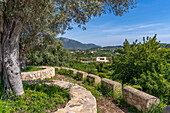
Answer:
61, 67, 70, 71
123, 86, 160, 111
55, 67, 61, 70
69, 69, 78, 74
21, 66, 55, 81
101, 78, 122, 98
87, 74, 101, 85
163, 106, 170, 113
77, 71, 88, 80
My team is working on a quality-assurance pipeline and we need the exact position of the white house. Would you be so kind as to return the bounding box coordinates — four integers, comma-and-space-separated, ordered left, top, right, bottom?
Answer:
92, 57, 109, 63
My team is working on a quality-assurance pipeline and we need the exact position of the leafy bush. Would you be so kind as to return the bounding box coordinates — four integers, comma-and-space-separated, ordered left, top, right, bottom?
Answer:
98, 72, 107, 78
96, 63, 107, 73
69, 61, 98, 74
26, 40, 70, 67
111, 35, 170, 105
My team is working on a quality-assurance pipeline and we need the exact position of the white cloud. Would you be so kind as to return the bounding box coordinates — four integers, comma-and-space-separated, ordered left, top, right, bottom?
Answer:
126, 24, 162, 31
102, 23, 162, 34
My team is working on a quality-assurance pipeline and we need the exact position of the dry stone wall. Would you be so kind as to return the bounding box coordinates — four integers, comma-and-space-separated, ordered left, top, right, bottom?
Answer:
21, 66, 55, 81
69, 69, 78, 74
31, 66, 164, 112
22, 66, 97, 113
56, 67, 162, 112
77, 71, 88, 80
101, 78, 122, 99
87, 74, 101, 84
123, 86, 160, 111
52, 80, 97, 113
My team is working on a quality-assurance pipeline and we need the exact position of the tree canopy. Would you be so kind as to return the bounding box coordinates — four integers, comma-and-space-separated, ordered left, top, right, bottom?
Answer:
112, 35, 170, 104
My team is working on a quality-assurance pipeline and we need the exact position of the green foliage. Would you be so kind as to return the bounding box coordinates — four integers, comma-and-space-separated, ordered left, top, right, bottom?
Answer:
21, 66, 43, 72
123, 83, 142, 90
146, 103, 163, 113
70, 47, 117, 61
69, 61, 98, 74
111, 35, 170, 105
101, 84, 114, 97
56, 69, 70, 76
96, 63, 107, 73
0, 83, 70, 113
26, 40, 70, 67
98, 72, 107, 78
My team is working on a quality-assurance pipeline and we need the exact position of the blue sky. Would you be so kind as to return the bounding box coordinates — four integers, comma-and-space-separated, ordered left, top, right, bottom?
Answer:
58, 0, 170, 46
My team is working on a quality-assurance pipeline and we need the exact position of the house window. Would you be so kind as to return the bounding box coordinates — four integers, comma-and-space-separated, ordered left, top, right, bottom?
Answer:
99, 58, 104, 60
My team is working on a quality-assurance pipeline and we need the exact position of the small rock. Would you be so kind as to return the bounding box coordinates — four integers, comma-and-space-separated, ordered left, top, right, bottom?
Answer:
163, 106, 170, 113
67, 111, 75, 113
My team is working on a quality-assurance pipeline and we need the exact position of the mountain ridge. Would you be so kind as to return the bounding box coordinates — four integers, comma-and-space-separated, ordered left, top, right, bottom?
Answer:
58, 37, 101, 50
58, 37, 170, 50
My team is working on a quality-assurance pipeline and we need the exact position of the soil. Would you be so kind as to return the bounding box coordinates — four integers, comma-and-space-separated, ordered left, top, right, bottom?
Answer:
54, 74, 131, 113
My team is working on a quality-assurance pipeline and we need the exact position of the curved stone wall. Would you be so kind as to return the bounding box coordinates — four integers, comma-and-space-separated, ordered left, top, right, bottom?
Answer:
123, 86, 160, 111
52, 80, 97, 113
22, 66, 97, 113
56, 67, 161, 112
21, 66, 55, 81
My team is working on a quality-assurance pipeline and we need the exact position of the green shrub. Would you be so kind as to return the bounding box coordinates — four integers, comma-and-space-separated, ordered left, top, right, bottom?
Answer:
111, 35, 170, 105
98, 72, 107, 78
26, 41, 70, 67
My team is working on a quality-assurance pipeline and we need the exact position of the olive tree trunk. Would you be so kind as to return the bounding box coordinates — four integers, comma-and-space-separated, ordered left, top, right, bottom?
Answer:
2, 19, 24, 96
0, 6, 3, 90
19, 48, 26, 70
0, 2, 25, 96
0, 33, 2, 88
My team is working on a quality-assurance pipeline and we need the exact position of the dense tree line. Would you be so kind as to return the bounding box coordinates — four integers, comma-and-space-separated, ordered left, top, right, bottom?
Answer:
26, 38, 70, 67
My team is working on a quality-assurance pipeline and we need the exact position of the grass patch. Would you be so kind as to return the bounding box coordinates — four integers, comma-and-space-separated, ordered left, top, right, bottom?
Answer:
0, 83, 70, 113
21, 66, 44, 72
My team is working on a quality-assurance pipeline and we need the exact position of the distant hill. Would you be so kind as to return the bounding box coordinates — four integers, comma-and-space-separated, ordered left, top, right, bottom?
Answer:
89, 45, 122, 51
58, 37, 101, 50
161, 43, 170, 49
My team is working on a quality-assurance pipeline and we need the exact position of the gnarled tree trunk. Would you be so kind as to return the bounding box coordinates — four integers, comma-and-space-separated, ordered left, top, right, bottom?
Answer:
0, 33, 2, 89
19, 47, 26, 70
0, 1, 25, 96
0, 5, 3, 90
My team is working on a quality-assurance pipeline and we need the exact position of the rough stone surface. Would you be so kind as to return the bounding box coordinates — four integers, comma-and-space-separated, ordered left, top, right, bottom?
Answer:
123, 86, 160, 111
61, 67, 70, 71
21, 66, 55, 81
163, 106, 170, 113
52, 80, 97, 113
87, 74, 101, 84
69, 69, 78, 74
101, 78, 122, 98
77, 71, 88, 80
55, 67, 61, 70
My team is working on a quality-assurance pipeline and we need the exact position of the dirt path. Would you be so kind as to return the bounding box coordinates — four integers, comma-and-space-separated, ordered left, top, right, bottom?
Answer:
54, 74, 130, 113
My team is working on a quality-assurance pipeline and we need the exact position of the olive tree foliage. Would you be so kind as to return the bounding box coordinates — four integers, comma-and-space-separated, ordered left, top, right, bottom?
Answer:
20, 0, 137, 70
0, 0, 136, 96
26, 38, 70, 67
